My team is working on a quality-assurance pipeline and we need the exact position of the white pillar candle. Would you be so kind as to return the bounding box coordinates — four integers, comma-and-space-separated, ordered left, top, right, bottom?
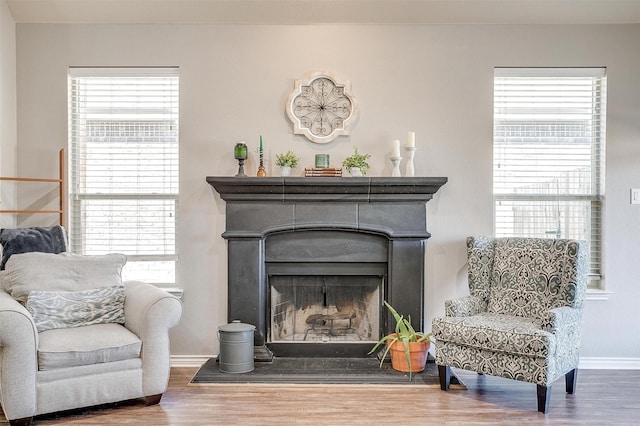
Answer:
392, 139, 401, 157
407, 132, 416, 148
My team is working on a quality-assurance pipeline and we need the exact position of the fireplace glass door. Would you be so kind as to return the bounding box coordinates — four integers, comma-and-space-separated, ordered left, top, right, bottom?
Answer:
270, 275, 382, 344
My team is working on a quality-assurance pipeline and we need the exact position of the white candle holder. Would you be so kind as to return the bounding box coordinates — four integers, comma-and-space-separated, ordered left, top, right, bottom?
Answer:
404, 147, 416, 177
390, 156, 402, 177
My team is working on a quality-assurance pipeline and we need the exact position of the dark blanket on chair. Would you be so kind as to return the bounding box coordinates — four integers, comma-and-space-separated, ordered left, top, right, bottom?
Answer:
0, 226, 67, 270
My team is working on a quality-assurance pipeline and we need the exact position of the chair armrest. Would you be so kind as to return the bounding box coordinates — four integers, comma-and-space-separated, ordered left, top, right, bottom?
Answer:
539, 306, 582, 333
123, 281, 182, 397
124, 281, 182, 335
445, 295, 488, 317
0, 290, 38, 420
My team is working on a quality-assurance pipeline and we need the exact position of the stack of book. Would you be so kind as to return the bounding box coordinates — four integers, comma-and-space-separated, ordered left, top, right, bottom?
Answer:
304, 167, 343, 177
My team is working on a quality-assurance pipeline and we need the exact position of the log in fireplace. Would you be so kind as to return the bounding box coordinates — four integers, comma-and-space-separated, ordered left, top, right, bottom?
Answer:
207, 176, 446, 358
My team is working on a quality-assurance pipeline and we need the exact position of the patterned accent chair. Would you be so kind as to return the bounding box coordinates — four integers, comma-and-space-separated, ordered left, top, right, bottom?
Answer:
431, 236, 589, 413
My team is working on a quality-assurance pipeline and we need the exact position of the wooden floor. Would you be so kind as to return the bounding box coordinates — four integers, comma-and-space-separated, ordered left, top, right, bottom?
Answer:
2, 367, 639, 425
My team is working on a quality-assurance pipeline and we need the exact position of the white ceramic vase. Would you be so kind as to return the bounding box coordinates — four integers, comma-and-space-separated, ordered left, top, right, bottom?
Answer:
280, 166, 292, 176
349, 167, 362, 177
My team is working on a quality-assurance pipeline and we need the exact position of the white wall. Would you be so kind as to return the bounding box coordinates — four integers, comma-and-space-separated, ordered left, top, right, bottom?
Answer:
13, 23, 640, 362
0, 0, 16, 228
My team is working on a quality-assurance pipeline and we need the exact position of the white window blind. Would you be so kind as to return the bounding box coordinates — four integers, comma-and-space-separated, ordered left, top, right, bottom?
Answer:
69, 67, 179, 286
493, 67, 605, 287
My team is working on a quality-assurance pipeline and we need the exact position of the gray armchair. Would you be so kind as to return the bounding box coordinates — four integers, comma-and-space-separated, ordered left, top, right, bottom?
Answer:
0, 252, 182, 425
431, 236, 589, 413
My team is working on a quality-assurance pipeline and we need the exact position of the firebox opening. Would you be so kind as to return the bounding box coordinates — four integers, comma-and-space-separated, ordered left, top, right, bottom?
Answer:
269, 275, 382, 344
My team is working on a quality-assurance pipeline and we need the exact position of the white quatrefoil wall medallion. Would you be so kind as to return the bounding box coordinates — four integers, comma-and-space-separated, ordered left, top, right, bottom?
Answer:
286, 71, 358, 144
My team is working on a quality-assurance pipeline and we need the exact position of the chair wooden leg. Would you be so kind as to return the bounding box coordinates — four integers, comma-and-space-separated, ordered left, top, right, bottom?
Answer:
565, 368, 577, 394
537, 384, 551, 413
9, 417, 33, 426
438, 365, 450, 391
145, 393, 163, 406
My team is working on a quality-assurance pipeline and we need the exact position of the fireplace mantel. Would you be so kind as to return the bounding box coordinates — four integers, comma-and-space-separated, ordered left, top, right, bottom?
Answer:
207, 176, 447, 203
208, 176, 447, 239
207, 176, 447, 357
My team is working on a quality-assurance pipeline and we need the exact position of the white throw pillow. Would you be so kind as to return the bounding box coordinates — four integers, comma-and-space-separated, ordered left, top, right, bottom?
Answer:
4, 252, 126, 304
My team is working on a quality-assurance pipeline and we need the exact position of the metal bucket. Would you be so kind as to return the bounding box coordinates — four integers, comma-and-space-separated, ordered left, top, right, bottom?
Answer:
218, 320, 256, 373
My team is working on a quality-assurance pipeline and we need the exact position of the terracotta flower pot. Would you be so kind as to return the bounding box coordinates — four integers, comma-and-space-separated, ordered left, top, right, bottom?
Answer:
387, 336, 430, 373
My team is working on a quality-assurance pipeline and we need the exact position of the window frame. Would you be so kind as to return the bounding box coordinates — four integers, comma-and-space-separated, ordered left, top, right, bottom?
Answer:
68, 67, 179, 289
493, 67, 606, 289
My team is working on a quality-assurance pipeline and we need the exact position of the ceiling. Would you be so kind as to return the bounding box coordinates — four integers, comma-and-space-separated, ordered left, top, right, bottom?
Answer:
6, 0, 640, 25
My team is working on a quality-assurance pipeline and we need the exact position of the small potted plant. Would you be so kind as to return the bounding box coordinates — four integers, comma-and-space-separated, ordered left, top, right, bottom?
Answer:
368, 301, 432, 381
342, 147, 371, 176
275, 150, 300, 176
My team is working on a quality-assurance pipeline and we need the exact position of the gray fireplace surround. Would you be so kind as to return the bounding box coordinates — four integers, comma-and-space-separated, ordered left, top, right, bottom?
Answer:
207, 176, 447, 357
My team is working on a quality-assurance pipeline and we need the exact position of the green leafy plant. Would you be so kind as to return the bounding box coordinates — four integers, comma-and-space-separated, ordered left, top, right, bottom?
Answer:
368, 301, 432, 380
275, 150, 300, 168
341, 147, 371, 175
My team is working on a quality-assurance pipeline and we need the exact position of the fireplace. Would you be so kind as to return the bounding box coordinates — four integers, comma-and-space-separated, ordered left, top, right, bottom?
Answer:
265, 229, 388, 356
207, 177, 447, 357
269, 275, 382, 343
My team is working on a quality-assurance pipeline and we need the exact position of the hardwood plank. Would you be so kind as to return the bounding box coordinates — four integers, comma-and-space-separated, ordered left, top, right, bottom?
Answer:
2, 368, 639, 424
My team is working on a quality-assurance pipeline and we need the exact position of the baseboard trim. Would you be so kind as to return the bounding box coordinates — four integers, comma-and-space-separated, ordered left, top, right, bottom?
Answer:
171, 356, 640, 370
579, 357, 640, 370
171, 355, 212, 368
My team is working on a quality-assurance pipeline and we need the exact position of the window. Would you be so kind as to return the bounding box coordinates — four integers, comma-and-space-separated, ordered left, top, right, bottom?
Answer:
493, 68, 606, 288
69, 67, 179, 288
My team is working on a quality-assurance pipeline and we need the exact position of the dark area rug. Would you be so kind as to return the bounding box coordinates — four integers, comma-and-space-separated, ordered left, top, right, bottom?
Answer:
189, 356, 465, 388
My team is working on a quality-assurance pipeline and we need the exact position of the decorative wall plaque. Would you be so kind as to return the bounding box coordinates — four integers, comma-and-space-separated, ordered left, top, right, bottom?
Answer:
286, 72, 358, 144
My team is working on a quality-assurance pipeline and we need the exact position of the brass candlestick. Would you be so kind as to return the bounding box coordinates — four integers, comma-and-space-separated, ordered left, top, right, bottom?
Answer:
257, 135, 267, 177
